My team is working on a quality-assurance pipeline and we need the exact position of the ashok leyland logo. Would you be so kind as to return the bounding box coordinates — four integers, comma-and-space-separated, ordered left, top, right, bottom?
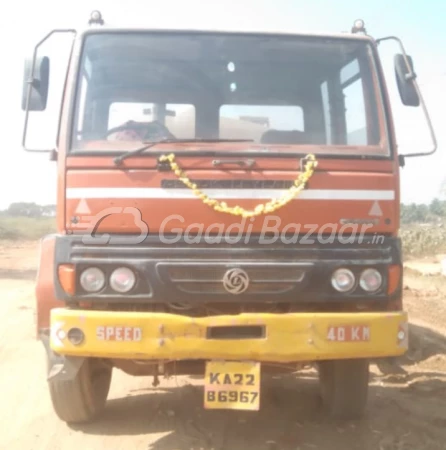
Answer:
223, 268, 250, 294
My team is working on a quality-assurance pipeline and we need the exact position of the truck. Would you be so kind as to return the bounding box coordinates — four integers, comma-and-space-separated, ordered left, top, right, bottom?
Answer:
22, 12, 437, 423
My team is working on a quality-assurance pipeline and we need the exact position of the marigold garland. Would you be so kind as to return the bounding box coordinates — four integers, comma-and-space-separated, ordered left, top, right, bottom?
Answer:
158, 153, 318, 218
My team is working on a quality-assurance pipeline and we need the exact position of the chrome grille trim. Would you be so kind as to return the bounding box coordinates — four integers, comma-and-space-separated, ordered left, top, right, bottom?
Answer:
156, 262, 310, 295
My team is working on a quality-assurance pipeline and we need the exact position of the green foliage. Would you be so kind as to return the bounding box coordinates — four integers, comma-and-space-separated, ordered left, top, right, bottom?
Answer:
400, 225, 446, 257
399, 198, 446, 257
0, 202, 57, 240
400, 199, 446, 224
0, 216, 56, 240
6, 202, 56, 218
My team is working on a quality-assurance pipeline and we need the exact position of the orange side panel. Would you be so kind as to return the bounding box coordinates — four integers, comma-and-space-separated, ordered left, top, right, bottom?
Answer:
35, 235, 59, 337
64, 169, 399, 235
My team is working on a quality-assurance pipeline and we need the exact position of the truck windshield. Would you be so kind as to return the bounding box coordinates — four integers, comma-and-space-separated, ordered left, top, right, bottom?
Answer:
72, 32, 387, 156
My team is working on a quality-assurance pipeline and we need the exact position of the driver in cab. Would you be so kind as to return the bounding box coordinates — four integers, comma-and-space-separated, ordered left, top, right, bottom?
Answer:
107, 120, 176, 141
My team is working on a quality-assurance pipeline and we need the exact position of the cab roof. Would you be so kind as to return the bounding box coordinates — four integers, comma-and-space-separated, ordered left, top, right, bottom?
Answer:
77, 23, 376, 43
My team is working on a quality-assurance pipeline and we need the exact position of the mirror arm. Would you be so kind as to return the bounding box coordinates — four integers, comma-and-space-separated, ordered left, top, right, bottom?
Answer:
405, 72, 416, 82
376, 36, 437, 159
22, 29, 76, 153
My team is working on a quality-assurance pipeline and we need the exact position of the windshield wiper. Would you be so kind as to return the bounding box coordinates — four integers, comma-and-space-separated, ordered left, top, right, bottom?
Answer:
113, 138, 254, 165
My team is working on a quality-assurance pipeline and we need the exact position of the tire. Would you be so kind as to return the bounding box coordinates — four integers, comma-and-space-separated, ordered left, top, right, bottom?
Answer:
48, 358, 112, 424
317, 358, 369, 419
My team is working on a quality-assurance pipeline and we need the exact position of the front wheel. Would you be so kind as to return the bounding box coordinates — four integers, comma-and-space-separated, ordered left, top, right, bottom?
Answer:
317, 358, 369, 419
48, 358, 112, 424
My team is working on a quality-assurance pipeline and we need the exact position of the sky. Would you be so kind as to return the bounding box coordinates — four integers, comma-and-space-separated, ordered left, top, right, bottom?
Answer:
1, 0, 446, 209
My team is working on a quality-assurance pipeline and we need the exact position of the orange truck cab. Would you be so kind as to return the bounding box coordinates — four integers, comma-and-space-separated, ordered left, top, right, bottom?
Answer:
22, 12, 437, 423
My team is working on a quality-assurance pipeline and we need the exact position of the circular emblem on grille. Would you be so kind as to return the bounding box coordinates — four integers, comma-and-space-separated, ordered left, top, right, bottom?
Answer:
223, 268, 249, 294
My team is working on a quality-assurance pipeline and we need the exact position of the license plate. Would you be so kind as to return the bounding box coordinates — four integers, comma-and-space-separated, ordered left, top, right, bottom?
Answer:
204, 360, 261, 411
327, 324, 370, 342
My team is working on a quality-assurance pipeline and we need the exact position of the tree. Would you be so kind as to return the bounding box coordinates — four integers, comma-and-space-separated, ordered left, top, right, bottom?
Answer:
401, 199, 446, 224
7, 202, 43, 217
440, 179, 446, 200
429, 198, 445, 216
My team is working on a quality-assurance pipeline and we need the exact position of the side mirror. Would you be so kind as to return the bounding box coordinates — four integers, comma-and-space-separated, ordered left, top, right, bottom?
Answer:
21, 56, 50, 111
376, 36, 436, 159
394, 53, 420, 107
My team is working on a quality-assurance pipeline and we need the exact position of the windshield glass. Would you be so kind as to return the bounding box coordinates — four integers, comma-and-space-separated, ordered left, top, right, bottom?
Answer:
72, 32, 387, 156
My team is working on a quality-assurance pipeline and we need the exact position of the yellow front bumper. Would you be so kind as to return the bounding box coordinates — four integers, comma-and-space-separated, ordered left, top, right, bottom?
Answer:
49, 308, 408, 362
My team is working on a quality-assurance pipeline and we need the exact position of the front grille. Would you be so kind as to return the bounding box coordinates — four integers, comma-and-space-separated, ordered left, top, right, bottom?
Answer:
56, 234, 400, 304
157, 262, 308, 295
174, 282, 298, 294
166, 265, 305, 282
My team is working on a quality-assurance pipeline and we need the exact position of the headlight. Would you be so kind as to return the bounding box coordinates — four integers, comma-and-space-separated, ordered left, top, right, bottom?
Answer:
110, 267, 136, 293
359, 268, 382, 293
80, 267, 105, 292
67, 327, 85, 345
331, 268, 356, 293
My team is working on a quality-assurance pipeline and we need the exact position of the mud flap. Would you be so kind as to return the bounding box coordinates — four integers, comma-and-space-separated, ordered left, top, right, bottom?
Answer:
40, 332, 85, 382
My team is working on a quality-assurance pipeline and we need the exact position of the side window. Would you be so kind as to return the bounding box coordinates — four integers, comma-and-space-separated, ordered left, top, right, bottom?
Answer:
76, 75, 88, 137
74, 56, 92, 142
321, 81, 332, 144
341, 59, 367, 145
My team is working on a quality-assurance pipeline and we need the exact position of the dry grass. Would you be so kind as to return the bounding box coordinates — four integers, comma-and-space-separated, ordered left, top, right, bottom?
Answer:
400, 224, 446, 258
0, 216, 56, 241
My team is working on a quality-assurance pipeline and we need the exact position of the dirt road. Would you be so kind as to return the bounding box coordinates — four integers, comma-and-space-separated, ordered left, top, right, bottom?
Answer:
0, 241, 445, 450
